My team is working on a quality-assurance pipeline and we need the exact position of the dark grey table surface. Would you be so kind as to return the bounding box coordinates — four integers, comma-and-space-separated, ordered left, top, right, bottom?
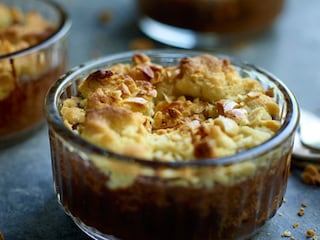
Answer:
0, 0, 319, 239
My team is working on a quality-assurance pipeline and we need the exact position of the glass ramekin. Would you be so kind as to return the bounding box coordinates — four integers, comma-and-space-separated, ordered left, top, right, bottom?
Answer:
137, 0, 286, 49
0, 0, 71, 147
45, 49, 299, 240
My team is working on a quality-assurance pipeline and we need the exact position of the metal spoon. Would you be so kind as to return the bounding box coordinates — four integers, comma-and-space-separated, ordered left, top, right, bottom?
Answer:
299, 109, 320, 151
292, 108, 320, 167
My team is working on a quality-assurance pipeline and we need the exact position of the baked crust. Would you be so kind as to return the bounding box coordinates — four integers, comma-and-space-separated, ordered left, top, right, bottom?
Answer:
61, 53, 280, 161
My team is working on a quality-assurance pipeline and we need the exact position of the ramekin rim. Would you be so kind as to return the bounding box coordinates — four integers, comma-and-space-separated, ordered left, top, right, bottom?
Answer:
45, 49, 300, 168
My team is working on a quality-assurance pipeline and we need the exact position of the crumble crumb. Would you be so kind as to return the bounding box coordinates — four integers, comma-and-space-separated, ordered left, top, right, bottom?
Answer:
301, 164, 320, 186
0, 232, 4, 240
281, 230, 292, 237
306, 229, 316, 238
297, 207, 305, 216
292, 222, 299, 228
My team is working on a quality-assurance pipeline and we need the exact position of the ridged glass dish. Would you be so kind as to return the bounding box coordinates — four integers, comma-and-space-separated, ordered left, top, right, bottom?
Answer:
45, 50, 299, 240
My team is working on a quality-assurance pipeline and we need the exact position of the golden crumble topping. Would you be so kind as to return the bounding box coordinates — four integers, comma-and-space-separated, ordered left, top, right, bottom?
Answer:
0, 3, 55, 100
301, 164, 320, 186
61, 53, 281, 162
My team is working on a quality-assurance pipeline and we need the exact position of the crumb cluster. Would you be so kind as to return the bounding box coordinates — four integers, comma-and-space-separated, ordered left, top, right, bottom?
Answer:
301, 164, 320, 186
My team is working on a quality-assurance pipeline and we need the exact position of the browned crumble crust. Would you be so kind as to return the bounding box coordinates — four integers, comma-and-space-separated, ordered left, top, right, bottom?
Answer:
61, 53, 280, 161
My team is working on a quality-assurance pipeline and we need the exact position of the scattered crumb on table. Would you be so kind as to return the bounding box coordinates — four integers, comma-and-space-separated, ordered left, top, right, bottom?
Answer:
301, 164, 320, 186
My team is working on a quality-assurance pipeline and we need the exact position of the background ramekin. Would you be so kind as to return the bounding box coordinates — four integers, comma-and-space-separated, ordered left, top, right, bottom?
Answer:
137, 0, 286, 49
45, 50, 299, 240
0, 0, 71, 146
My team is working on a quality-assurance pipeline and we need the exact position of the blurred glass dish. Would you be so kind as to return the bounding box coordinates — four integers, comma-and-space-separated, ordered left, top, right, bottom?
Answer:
0, 0, 71, 146
45, 49, 299, 240
137, 0, 285, 49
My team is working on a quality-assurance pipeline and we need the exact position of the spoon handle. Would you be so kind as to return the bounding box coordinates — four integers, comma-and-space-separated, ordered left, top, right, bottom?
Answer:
292, 109, 320, 167
299, 109, 320, 151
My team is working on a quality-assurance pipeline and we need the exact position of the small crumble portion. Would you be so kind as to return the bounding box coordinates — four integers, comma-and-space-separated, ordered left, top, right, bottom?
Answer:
301, 164, 320, 186
61, 53, 281, 162
306, 229, 316, 238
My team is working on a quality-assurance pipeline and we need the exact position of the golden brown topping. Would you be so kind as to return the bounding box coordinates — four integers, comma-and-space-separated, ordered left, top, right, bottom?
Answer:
61, 54, 281, 161
132, 53, 151, 65
301, 164, 320, 186
88, 70, 114, 80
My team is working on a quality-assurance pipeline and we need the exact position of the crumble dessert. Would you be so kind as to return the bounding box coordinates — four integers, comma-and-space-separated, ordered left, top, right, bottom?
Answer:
0, 2, 68, 143
61, 53, 281, 161
50, 53, 296, 240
